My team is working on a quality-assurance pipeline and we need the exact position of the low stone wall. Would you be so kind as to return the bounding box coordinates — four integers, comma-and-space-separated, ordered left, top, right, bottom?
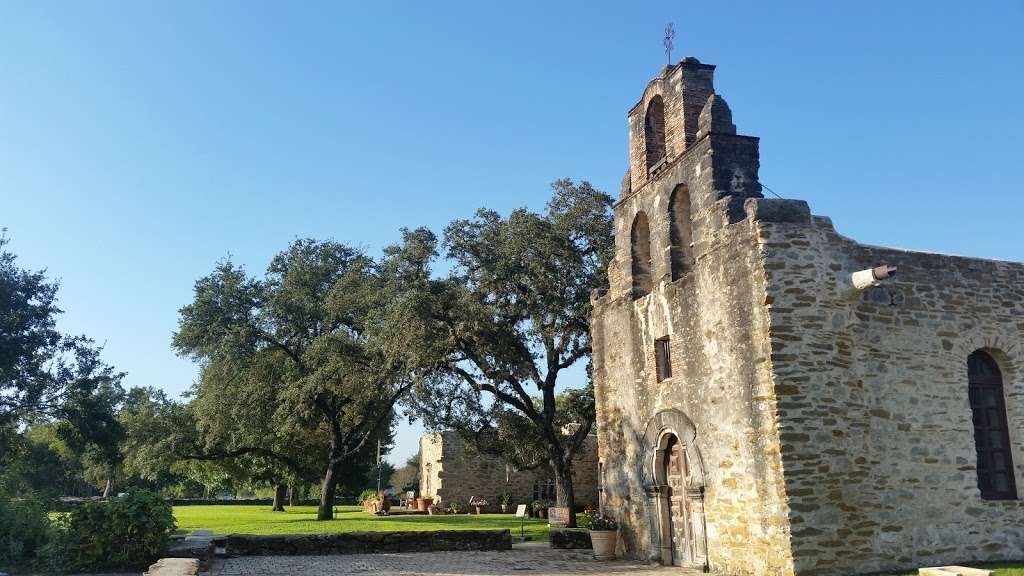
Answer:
549, 529, 592, 549
226, 530, 512, 556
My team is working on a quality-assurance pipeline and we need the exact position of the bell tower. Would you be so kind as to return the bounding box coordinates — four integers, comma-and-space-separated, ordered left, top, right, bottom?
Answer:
625, 57, 717, 196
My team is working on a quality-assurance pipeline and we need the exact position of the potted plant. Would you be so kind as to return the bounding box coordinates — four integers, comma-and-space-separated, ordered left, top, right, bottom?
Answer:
360, 489, 380, 513
532, 500, 547, 519
428, 496, 442, 515
448, 501, 462, 515
582, 512, 619, 560
416, 496, 433, 512
469, 496, 488, 515
499, 491, 512, 513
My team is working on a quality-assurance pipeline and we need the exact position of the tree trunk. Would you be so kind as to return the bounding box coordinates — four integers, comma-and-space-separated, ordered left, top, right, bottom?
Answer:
553, 459, 577, 528
272, 483, 287, 512
288, 485, 296, 507
318, 464, 340, 520
102, 476, 113, 498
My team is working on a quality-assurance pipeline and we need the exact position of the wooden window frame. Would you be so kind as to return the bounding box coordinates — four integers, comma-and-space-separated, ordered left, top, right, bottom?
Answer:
655, 337, 672, 382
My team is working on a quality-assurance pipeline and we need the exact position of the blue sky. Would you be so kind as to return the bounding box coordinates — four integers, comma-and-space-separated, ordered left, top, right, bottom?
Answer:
2, 1, 1022, 466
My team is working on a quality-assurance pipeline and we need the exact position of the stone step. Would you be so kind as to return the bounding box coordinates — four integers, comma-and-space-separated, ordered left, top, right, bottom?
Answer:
145, 557, 199, 576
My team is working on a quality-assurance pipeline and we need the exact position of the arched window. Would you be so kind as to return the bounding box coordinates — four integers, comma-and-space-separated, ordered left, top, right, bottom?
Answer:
533, 479, 555, 502
968, 350, 1017, 500
631, 212, 653, 297
668, 185, 693, 280
644, 96, 667, 171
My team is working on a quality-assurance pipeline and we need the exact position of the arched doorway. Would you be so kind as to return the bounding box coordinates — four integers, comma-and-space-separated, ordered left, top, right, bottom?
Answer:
644, 410, 708, 570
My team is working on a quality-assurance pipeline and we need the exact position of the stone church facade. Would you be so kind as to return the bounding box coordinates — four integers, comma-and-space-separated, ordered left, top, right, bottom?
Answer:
590, 57, 1024, 576
419, 431, 598, 511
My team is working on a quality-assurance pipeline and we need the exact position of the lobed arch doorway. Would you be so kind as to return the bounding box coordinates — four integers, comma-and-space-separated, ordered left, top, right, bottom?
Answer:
644, 410, 709, 570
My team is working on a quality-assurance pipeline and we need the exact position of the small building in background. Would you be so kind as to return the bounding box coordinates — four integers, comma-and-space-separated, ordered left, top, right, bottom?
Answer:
418, 430, 598, 510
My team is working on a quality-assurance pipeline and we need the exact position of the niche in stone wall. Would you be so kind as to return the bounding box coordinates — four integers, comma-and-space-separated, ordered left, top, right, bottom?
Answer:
632, 212, 653, 297
667, 185, 693, 280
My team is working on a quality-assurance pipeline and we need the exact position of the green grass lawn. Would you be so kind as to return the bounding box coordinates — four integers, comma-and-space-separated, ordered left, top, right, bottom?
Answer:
174, 505, 551, 541
879, 564, 1024, 576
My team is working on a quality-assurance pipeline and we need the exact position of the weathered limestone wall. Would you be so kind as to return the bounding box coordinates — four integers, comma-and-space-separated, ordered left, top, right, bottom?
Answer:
593, 203, 795, 575
593, 65, 796, 572
419, 431, 599, 509
757, 214, 1024, 575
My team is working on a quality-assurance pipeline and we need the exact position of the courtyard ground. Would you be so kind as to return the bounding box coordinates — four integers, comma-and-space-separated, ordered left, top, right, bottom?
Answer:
171, 506, 1024, 576
207, 543, 688, 575
174, 504, 551, 541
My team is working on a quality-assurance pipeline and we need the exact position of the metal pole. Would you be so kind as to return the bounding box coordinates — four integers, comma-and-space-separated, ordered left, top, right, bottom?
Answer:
376, 440, 382, 502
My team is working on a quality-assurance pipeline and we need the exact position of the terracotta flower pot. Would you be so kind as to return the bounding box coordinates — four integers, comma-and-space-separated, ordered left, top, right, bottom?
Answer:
538, 509, 547, 519
475, 505, 483, 515
416, 498, 432, 512
590, 530, 618, 560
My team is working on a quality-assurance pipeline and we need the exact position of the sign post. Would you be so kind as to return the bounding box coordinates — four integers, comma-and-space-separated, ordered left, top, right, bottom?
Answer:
515, 504, 528, 541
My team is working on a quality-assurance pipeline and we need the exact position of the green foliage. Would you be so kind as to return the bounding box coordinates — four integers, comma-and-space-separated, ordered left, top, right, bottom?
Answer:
395, 180, 613, 516
64, 490, 175, 571
0, 491, 58, 572
0, 232, 125, 465
359, 489, 379, 504
173, 239, 426, 518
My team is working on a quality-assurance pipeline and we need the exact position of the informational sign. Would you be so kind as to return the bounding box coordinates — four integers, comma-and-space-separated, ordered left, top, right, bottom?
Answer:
547, 506, 570, 527
515, 504, 528, 518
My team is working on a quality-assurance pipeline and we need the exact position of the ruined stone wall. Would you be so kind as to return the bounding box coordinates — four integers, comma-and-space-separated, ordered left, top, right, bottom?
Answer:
419, 431, 599, 510
757, 214, 1024, 575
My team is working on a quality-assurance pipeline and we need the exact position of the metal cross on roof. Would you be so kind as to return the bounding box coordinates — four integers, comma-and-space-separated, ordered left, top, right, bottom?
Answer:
664, 22, 676, 64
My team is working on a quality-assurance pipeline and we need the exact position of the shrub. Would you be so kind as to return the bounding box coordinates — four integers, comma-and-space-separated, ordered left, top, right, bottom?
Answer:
64, 490, 175, 571
0, 493, 58, 572
359, 489, 379, 504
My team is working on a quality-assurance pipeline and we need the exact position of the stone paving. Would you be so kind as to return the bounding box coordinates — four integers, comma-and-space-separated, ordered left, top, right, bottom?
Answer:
206, 543, 693, 575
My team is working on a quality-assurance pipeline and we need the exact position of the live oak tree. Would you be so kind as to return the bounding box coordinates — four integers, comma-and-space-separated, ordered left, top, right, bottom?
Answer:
0, 232, 125, 485
173, 239, 422, 520
399, 179, 613, 527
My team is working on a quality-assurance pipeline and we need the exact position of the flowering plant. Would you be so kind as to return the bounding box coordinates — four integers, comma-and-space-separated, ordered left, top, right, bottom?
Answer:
469, 496, 489, 506
580, 512, 618, 531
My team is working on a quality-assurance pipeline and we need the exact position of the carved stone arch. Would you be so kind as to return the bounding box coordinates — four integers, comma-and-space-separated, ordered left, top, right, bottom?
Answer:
641, 409, 708, 569
642, 409, 699, 482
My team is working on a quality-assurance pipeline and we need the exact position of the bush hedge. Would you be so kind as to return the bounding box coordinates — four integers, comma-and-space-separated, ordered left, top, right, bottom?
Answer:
0, 493, 58, 572
63, 490, 176, 571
